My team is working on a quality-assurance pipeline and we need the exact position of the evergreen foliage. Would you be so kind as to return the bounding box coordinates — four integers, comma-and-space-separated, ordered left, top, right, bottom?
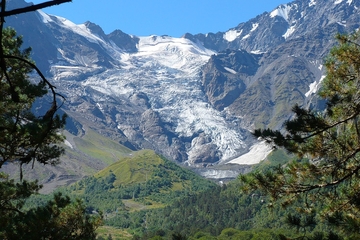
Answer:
0, 12, 101, 238
0, 173, 102, 239
0, 27, 66, 175
136, 173, 340, 239
241, 31, 360, 239
140, 182, 264, 238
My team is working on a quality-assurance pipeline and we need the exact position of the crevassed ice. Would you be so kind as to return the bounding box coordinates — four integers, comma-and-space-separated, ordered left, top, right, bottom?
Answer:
79, 35, 247, 162
176, 102, 245, 161
135, 36, 215, 72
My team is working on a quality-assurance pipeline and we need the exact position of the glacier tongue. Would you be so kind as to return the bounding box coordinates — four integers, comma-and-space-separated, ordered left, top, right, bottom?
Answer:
72, 35, 248, 163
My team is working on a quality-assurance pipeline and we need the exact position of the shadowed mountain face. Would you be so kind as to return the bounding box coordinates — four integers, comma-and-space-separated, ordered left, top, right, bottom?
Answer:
3, 0, 360, 187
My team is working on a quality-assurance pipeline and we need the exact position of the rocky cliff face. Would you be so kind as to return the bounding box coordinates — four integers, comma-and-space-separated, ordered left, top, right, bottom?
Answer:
3, 0, 360, 186
185, 0, 360, 53
195, 0, 360, 129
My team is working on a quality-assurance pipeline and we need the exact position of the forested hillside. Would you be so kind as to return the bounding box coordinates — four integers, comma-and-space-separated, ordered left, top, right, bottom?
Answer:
27, 150, 217, 238
68, 149, 332, 240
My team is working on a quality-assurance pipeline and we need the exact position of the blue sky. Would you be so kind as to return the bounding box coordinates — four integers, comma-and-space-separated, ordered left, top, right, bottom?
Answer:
31, 0, 287, 37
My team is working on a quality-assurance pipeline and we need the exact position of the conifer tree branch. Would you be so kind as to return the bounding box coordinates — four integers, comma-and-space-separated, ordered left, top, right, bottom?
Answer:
0, 0, 16, 103
3, 54, 66, 102
0, 0, 72, 17
0, 0, 67, 174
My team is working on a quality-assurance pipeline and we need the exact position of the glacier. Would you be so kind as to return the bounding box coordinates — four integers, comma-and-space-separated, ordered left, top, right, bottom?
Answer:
42, 13, 253, 165
80, 35, 248, 164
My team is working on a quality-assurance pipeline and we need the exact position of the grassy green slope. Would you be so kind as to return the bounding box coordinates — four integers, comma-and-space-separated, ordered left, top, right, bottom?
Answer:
3, 128, 134, 194
94, 150, 163, 185
62, 149, 216, 213
69, 128, 132, 168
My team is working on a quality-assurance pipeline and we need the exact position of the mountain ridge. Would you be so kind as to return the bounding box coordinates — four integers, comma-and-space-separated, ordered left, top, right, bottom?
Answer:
3, 0, 360, 189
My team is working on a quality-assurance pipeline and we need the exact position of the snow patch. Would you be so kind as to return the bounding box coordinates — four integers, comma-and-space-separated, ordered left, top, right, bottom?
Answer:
37, 10, 52, 23
250, 23, 259, 32
251, 50, 265, 54
50, 15, 106, 45
223, 29, 242, 42
347, 0, 353, 4
224, 67, 237, 74
337, 21, 347, 27
197, 169, 240, 179
283, 25, 296, 39
242, 34, 250, 40
227, 141, 272, 165
64, 140, 73, 149
309, 0, 316, 7
309, 60, 323, 70
96, 103, 103, 111
334, 0, 343, 4
270, 4, 292, 22
305, 75, 326, 97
